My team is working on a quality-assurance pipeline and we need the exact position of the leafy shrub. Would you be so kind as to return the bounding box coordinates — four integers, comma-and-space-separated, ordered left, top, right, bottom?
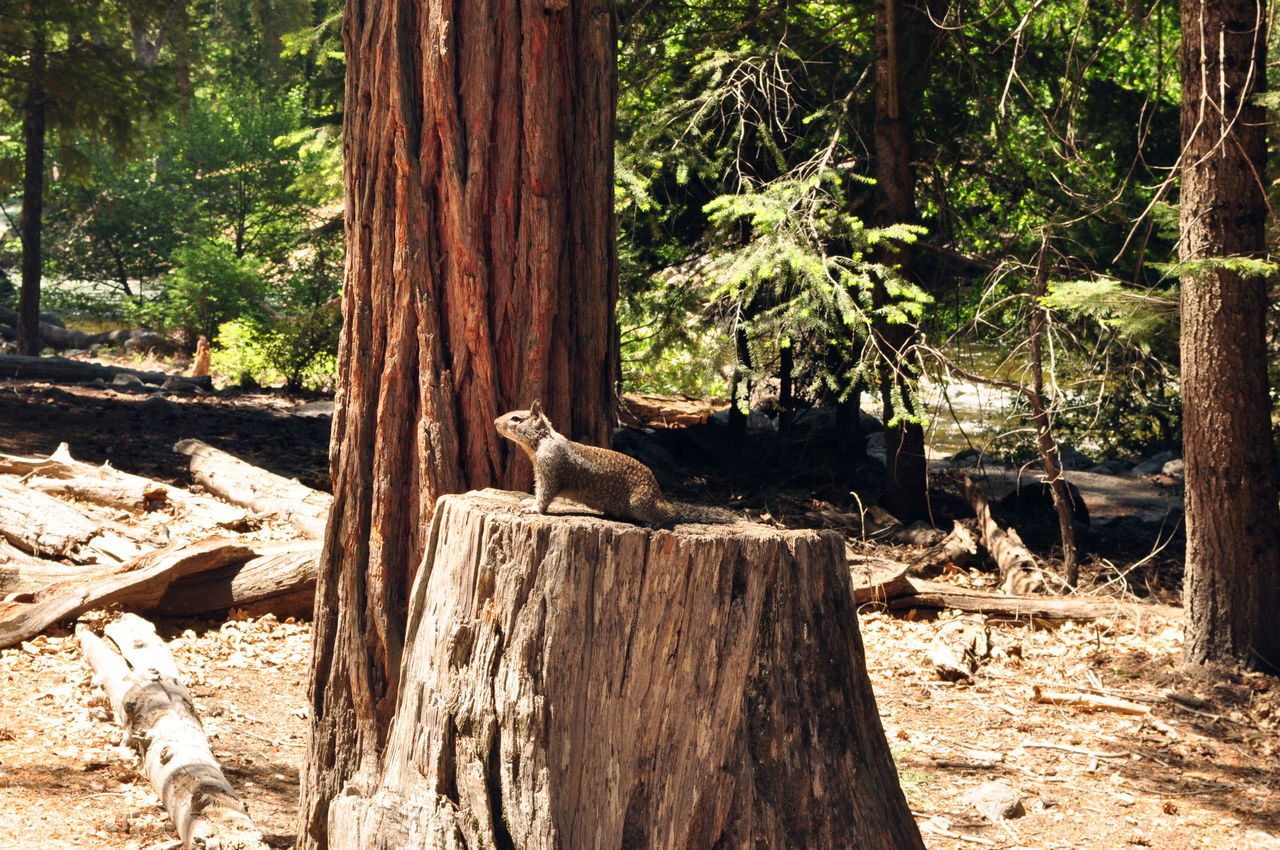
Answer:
260, 301, 341, 391
210, 319, 275, 387
211, 305, 340, 392
132, 239, 268, 345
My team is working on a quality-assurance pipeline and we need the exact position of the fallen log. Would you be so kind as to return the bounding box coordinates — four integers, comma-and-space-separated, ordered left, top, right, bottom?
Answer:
156, 542, 320, 619
0, 537, 255, 648
849, 548, 915, 604
960, 474, 1043, 593
887, 577, 1182, 621
908, 519, 981, 577
1030, 684, 1151, 715
0, 353, 212, 390
0, 442, 247, 526
0, 540, 116, 598
78, 613, 268, 850
326, 489, 925, 849
0, 477, 102, 559
174, 438, 331, 538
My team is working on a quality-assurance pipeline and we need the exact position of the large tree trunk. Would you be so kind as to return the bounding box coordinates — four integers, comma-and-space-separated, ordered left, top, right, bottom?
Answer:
1178, 0, 1280, 671
872, 0, 927, 521
17, 24, 47, 357
326, 490, 925, 849
300, 2, 619, 846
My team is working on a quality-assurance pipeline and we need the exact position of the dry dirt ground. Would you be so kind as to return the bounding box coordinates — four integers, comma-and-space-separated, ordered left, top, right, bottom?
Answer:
0, 369, 1277, 849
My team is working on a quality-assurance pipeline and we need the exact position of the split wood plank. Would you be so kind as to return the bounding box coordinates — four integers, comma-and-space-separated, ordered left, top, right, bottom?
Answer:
0, 537, 255, 649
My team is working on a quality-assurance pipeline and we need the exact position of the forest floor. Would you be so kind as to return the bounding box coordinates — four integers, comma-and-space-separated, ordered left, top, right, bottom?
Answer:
0, 362, 1276, 849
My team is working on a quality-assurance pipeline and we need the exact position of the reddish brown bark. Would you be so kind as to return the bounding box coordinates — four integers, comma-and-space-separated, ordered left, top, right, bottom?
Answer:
1178, 0, 1280, 671
299, 1, 618, 846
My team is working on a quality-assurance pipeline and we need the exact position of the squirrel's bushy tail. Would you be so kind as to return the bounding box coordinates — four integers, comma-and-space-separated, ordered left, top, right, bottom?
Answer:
670, 501, 739, 525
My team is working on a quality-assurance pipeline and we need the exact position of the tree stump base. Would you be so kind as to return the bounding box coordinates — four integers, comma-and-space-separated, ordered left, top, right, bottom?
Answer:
328, 489, 923, 849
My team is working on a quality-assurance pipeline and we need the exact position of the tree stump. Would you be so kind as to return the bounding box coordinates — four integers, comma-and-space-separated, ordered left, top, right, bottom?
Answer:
327, 489, 923, 849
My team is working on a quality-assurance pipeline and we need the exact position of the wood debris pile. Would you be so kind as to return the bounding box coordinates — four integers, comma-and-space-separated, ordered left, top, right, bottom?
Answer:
0, 440, 326, 652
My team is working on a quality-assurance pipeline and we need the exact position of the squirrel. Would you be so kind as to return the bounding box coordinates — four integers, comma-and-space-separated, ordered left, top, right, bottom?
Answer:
494, 401, 736, 529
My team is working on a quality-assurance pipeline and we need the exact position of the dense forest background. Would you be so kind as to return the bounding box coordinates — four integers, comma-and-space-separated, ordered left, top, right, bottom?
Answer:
0, 0, 1259, 462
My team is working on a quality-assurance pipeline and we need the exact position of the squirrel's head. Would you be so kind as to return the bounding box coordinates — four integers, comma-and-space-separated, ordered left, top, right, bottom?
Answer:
494, 401, 554, 454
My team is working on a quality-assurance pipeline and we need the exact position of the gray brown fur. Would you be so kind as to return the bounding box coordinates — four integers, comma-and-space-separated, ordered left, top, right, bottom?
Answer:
494, 401, 735, 528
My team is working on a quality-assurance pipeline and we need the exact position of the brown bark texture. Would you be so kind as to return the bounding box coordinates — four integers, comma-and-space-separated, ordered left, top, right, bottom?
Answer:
872, 0, 927, 521
300, 1, 619, 846
325, 490, 925, 850
17, 25, 46, 357
1178, 0, 1280, 671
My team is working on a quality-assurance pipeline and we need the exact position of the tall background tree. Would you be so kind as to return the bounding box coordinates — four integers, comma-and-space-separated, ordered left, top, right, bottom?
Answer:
0, 0, 161, 354
1177, 0, 1280, 671
296, 0, 618, 846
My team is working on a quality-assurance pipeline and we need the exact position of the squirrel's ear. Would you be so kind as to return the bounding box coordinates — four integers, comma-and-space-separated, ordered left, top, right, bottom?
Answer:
530, 400, 543, 416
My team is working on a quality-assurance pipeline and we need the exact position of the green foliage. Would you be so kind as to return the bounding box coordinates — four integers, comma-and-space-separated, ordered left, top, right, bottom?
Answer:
44, 141, 188, 296
211, 313, 338, 392
209, 319, 274, 386
1041, 278, 1178, 354
702, 167, 931, 403
259, 304, 340, 391
132, 239, 268, 343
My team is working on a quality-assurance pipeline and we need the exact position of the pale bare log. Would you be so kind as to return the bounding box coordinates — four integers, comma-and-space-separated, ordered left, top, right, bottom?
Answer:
888, 578, 1182, 621
78, 614, 268, 850
0, 539, 115, 598
174, 439, 331, 538
1031, 684, 1151, 715
908, 520, 981, 577
0, 477, 102, 559
959, 474, 1041, 590
0, 442, 247, 526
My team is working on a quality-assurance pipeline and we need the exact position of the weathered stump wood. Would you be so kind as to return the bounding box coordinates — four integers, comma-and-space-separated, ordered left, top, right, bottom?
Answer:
0, 537, 255, 648
327, 489, 924, 849
0, 443, 248, 526
78, 613, 268, 850
174, 439, 332, 538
